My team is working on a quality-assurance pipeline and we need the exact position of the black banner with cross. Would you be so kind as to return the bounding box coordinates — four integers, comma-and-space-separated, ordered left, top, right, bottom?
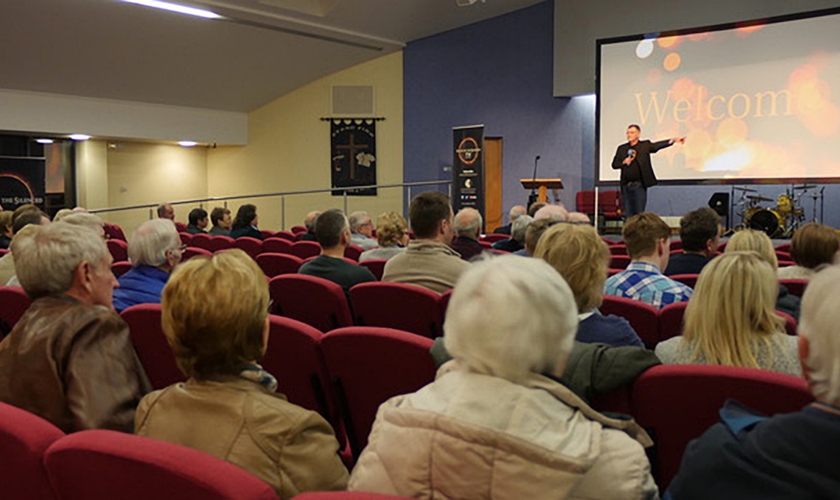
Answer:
331, 119, 377, 196
452, 125, 485, 227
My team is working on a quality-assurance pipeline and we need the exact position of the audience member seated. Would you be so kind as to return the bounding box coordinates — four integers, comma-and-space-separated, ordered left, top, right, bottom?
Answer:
348, 211, 378, 250
777, 222, 839, 280
209, 206, 232, 236
515, 217, 551, 257
566, 211, 592, 224
449, 208, 485, 261
53, 208, 74, 222
0, 207, 51, 286
493, 215, 532, 253
492, 205, 526, 234
534, 203, 568, 222
655, 252, 800, 375
113, 219, 182, 313
535, 223, 643, 347
725, 229, 800, 320
360, 211, 408, 262
298, 209, 376, 294
298, 210, 321, 241
157, 202, 175, 221
349, 256, 658, 499
605, 212, 693, 309
527, 201, 546, 217
664, 207, 721, 276
186, 208, 209, 234
666, 265, 840, 499
0, 223, 150, 433
135, 250, 348, 499
0, 210, 12, 249
382, 192, 470, 293
229, 204, 263, 240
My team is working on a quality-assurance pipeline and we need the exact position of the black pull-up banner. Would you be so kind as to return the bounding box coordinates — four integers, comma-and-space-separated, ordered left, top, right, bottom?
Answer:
452, 125, 485, 227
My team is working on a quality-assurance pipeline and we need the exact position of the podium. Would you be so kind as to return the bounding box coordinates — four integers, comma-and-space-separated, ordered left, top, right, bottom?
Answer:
520, 178, 564, 204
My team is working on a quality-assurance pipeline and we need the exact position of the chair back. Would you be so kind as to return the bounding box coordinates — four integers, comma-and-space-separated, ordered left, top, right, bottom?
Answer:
260, 230, 276, 240
174, 222, 188, 232
609, 254, 631, 269
0, 286, 32, 339
321, 327, 436, 458
600, 295, 660, 348
359, 259, 387, 281
658, 301, 688, 342
189, 233, 214, 250
350, 282, 443, 338
178, 232, 192, 246
103, 223, 126, 241
776, 310, 797, 336
44, 430, 279, 500
779, 279, 808, 298
120, 304, 185, 390
182, 246, 212, 262
234, 237, 263, 259
256, 253, 304, 278
106, 239, 128, 262
269, 275, 353, 332
0, 402, 64, 500
111, 261, 132, 278
291, 241, 322, 259
775, 242, 792, 253
669, 240, 683, 251
439, 289, 453, 321
263, 238, 293, 255
344, 245, 365, 262
669, 274, 698, 289
274, 230, 298, 242
205, 235, 235, 253
608, 244, 627, 255
632, 364, 813, 491
290, 225, 307, 235
480, 233, 508, 243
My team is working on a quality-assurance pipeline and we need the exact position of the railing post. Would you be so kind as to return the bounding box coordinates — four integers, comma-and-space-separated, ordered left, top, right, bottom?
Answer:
281, 196, 286, 230
343, 190, 348, 214
148, 208, 153, 220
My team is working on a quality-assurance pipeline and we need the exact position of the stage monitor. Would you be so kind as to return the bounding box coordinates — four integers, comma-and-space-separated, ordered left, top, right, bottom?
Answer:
597, 8, 840, 185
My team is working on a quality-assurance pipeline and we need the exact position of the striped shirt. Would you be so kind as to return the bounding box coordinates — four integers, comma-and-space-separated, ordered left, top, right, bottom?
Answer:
605, 261, 693, 309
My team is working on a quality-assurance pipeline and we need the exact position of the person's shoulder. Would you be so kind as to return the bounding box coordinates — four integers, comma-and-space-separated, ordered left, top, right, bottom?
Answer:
654, 336, 685, 360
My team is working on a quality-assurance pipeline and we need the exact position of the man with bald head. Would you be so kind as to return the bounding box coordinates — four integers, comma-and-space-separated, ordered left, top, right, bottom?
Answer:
157, 203, 175, 221
298, 210, 321, 241
450, 208, 485, 262
493, 205, 527, 235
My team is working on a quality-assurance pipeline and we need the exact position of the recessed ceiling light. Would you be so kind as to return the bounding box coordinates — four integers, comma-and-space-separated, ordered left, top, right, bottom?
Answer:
178, 140, 198, 147
121, 0, 222, 19
36, 138, 54, 144
69, 134, 91, 141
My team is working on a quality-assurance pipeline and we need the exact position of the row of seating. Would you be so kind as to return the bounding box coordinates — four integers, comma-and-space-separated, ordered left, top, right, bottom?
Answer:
600, 295, 799, 349
0, 401, 410, 500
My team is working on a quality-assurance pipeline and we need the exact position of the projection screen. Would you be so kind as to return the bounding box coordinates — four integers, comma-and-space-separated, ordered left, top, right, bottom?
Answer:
597, 8, 840, 185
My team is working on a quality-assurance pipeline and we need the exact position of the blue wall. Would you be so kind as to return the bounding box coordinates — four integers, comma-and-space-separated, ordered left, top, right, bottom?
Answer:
404, 0, 839, 229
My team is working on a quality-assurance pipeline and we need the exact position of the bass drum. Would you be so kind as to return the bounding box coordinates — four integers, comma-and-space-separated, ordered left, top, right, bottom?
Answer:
747, 208, 784, 238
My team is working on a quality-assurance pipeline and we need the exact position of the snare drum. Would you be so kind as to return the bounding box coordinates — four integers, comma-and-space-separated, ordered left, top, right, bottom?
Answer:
747, 208, 785, 238
777, 194, 793, 214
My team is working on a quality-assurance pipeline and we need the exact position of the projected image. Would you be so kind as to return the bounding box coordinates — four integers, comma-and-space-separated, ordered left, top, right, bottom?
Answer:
598, 12, 840, 183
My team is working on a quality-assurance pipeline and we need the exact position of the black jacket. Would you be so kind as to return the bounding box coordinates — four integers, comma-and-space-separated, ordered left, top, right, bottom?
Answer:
611, 139, 673, 188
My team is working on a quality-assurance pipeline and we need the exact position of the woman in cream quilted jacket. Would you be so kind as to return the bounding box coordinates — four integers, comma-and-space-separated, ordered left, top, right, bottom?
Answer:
349, 255, 659, 500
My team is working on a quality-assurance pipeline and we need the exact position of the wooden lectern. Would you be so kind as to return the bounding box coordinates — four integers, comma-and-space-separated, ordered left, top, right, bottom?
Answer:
520, 178, 564, 203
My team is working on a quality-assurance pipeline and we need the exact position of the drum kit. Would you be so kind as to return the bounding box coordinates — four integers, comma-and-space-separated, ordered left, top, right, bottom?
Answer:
734, 185, 825, 238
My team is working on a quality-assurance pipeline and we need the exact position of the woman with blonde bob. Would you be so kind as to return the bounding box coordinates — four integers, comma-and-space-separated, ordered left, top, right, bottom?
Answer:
134, 249, 348, 499
535, 223, 644, 347
349, 255, 658, 499
359, 211, 409, 262
724, 229, 800, 319
655, 251, 800, 375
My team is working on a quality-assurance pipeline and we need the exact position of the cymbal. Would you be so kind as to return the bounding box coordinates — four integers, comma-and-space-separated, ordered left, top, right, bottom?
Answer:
747, 195, 773, 202
734, 187, 757, 192
794, 185, 816, 190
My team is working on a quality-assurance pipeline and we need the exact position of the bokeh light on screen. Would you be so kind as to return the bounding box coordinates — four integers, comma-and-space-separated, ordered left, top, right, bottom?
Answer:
704, 146, 753, 172
647, 68, 662, 83
657, 36, 680, 49
716, 118, 749, 147
789, 59, 840, 137
664, 53, 681, 72
636, 39, 654, 58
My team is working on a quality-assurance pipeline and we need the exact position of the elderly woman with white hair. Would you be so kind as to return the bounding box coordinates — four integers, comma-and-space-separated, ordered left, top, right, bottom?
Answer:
349, 255, 658, 499
112, 219, 183, 312
666, 265, 840, 498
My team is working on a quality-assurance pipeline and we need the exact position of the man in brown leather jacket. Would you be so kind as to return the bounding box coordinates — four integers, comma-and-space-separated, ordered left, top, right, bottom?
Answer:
0, 222, 150, 433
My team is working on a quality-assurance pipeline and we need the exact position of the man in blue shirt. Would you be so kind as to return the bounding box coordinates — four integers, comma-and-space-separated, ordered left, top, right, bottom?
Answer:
605, 212, 692, 309
113, 219, 182, 312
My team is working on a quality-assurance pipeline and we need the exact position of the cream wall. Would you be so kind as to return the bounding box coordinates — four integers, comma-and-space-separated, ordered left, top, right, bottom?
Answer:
76, 140, 110, 212
207, 51, 404, 231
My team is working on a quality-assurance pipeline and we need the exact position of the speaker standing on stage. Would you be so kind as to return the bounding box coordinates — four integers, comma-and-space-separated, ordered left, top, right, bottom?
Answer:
612, 124, 685, 218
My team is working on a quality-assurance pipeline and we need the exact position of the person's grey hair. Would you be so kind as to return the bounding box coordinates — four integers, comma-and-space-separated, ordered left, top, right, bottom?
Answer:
12, 223, 109, 299
444, 255, 578, 382
58, 213, 104, 233
453, 208, 482, 238
128, 219, 180, 267
304, 211, 321, 231
509, 205, 527, 222
534, 204, 568, 222
348, 211, 371, 233
566, 212, 591, 224
53, 208, 74, 222
511, 215, 533, 243
799, 265, 840, 406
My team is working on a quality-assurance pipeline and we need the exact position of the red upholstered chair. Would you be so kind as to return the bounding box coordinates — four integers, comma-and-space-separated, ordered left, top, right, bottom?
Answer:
0, 286, 32, 339
106, 239, 128, 262
291, 241, 322, 259
189, 232, 213, 250
0, 248, 8, 256
321, 327, 437, 458
608, 244, 627, 255
779, 279, 808, 298
0, 402, 65, 500
205, 235, 235, 253
609, 255, 631, 270
480, 233, 508, 243
260, 229, 275, 240
778, 259, 795, 268
600, 295, 660, 349
776, 250, 792, 262
478, 240, 493, 249
256, 253, 304, 278
350, 282, 443, 338
102, 223, 126, 242
274, 230, 297, 242
776, 311, 797, 336
669, 240, 683, 251
344, 244, 365, 262
235, 236, 263, 259
290, 225, 307, 235
439, 289, 453, 320
174, 222, 188, 232
632, 364, 813, 491
658, 301, 688, 343
111, 261, 132, 278
269, 275, 353, 332
178, 232, 192, 246
359, 259, 387, 281
775, 242, 792, 253
295, 493, 413, 500
120, 304, 185, 390
669, 274, 698, 289
44, 430, 279, 500
263, 237, 293, 255
182, 246, 212, 262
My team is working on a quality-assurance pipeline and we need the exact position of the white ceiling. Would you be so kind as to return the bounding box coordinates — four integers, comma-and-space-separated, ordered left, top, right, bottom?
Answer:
0, 0, 543, 112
